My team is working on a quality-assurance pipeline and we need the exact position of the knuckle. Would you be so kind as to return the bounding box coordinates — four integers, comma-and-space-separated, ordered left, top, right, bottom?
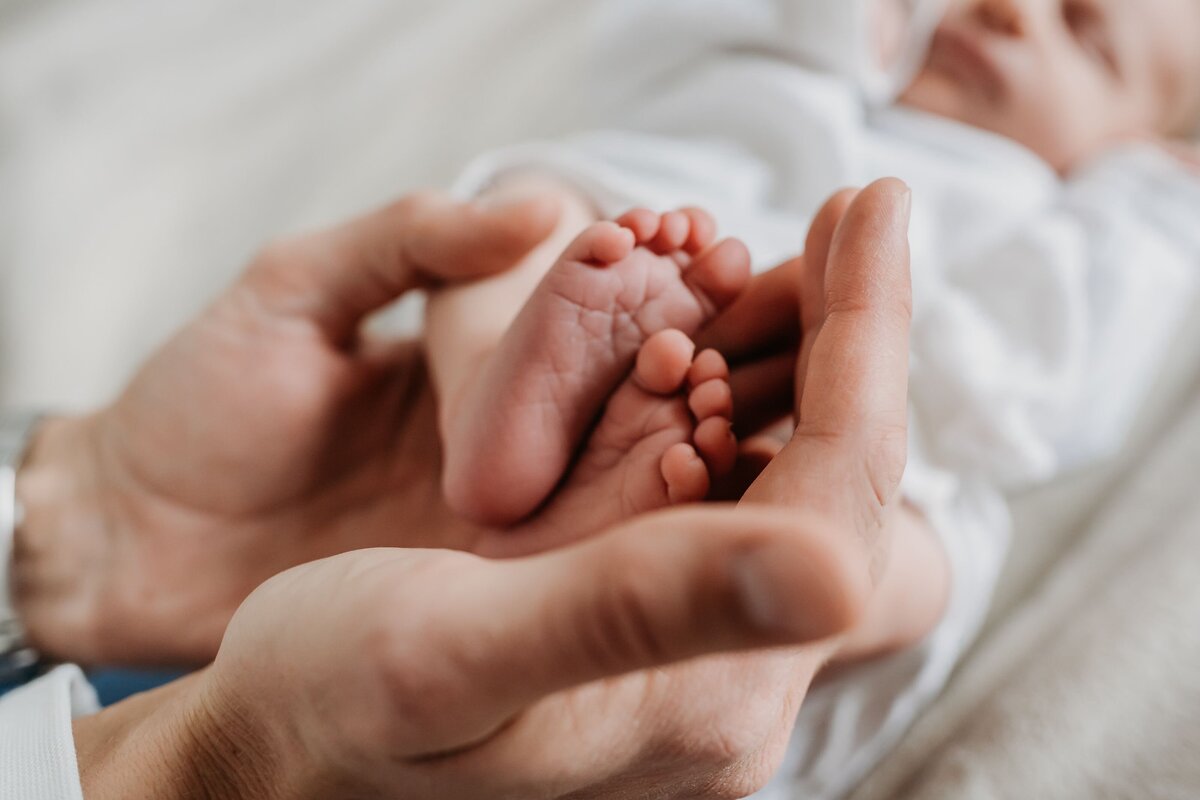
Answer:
693, 708, 792, 797
867, 422, 909, 509
705, 750, 783, 799
793, 418, 848, 449
682, 708, 776, 771
824, 289, 911, 330
644, 664, 794, 795
370, 632, 445, 730
823, 294, 872, 319
367, 563, 473, 728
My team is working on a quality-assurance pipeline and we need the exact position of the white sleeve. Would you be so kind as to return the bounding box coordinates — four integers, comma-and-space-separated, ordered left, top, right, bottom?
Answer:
590, 0, 944, 112
0, 665, 99, 800
907, 144, 1200, 494
759, 144, 1200, 800
1051, 146, 1200, 465
452, 69, 864, 261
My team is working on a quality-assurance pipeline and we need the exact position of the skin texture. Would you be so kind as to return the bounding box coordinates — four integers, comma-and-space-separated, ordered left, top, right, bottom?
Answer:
479, 328, 741, 559
9, 192, 572, 665
71, 180, 937, 800
438, 207, 750, 527
900, 0, 1200, 172
11, 194, 743, 667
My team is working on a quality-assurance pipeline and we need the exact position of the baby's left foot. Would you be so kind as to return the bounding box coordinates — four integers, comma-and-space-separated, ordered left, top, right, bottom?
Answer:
442, 208, 750, 527
479, 330, 737, 556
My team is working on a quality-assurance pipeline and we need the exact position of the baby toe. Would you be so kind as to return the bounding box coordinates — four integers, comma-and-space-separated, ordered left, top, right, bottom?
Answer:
615, 208, 663, 244
635, 330, 696, 395
694, 416, 737, 477
661, 443, 711, 504
684, 238, 752, 312
680, 207, 718, 255
648, 210, 691, 255
688, 378, 734, 421
566, 220, 636, 266
688, 349, 731, 389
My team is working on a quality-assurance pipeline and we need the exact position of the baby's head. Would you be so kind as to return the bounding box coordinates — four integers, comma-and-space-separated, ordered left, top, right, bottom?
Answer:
899, 0, 1200, 172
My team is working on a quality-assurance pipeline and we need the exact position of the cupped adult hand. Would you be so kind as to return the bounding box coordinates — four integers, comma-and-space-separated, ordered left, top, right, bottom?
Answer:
74, 179, 914, 800
15, 192, 562, 665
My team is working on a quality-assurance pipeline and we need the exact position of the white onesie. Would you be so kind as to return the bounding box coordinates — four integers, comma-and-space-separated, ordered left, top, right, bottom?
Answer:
456, 1, 1200, 797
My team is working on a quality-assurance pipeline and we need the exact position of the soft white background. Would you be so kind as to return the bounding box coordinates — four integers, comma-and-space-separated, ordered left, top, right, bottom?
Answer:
0, 0, 593, 408
3, 1, 1200, 797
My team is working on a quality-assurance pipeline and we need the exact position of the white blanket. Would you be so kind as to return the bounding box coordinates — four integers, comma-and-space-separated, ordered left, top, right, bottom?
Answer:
452, 4, 1200, 795
3, 1, 1198, 798
851, 306, 1200, 800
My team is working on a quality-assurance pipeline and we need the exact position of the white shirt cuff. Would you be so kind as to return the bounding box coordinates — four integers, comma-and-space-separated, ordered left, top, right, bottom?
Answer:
0, 665, 99, 800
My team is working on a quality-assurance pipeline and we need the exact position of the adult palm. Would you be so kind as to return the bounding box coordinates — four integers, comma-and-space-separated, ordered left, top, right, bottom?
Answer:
173, 179, 912, 800
23, 193, 559, 664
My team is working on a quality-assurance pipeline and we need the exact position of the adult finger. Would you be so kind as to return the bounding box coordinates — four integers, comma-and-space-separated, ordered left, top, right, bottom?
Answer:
727, 348, 797, 437
695, 257, 802, 363
799, 178, 911, 445
709, 434, 788, 501
240, 192, 560, 346
799, 188, 859, 331
413, 505, 870, 756
794, 187, 858, 402
744, 179, 912, 547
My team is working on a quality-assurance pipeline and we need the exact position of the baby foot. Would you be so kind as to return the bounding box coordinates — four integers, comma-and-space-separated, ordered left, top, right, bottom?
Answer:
442, 208, 752, 526
478, 330, 738, 557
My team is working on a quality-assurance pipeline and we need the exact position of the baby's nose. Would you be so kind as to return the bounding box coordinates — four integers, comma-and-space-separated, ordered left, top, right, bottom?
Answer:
972, 0, 1030, 38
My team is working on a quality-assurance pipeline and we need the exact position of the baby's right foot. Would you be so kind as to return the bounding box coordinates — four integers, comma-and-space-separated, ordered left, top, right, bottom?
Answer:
442, 208, 751, 526
479, 330, 738, 557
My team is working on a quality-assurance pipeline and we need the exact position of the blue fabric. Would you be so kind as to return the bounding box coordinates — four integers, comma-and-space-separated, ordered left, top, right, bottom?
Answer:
88, 669, 186, 706
1, 666, 183, 706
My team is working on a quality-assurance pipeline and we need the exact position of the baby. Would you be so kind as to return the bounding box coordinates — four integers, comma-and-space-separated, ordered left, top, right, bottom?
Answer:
899, 0, 1200, 172
423, 0, 1200, 797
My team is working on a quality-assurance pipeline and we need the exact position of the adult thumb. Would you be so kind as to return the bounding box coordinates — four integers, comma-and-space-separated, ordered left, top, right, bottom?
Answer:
437, 506, 870, 745
239, 192, 559, 346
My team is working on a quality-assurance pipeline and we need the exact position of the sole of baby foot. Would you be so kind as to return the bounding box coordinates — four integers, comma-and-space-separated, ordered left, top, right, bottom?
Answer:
477, 330, 737, 557
443, 208, 751, 527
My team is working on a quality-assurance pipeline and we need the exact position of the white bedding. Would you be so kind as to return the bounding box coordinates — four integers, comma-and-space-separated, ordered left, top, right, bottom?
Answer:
3, 1, 1198, 797
852, 307, 1200, 800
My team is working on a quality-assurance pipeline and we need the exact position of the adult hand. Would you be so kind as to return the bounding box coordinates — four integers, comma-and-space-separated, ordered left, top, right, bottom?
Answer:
14, 192, 561, 665
73, 178, 914, 800
609, 177, 914, 793
74, 503, 865, 800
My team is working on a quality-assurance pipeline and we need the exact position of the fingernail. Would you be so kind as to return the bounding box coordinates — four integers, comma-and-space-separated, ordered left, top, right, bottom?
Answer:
731, 548, 788, 635
730, 539, 863, 643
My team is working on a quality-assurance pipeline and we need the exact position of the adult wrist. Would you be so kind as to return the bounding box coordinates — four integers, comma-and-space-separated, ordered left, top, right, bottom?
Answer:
1, 411, 42, 681
73, 669, 284, 800
10, 414, 117, 664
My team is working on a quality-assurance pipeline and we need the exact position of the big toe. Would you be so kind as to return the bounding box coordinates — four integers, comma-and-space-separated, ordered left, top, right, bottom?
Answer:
661, 443, 711, 504
684, 238, 753, 314
635, 329, 696, 395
